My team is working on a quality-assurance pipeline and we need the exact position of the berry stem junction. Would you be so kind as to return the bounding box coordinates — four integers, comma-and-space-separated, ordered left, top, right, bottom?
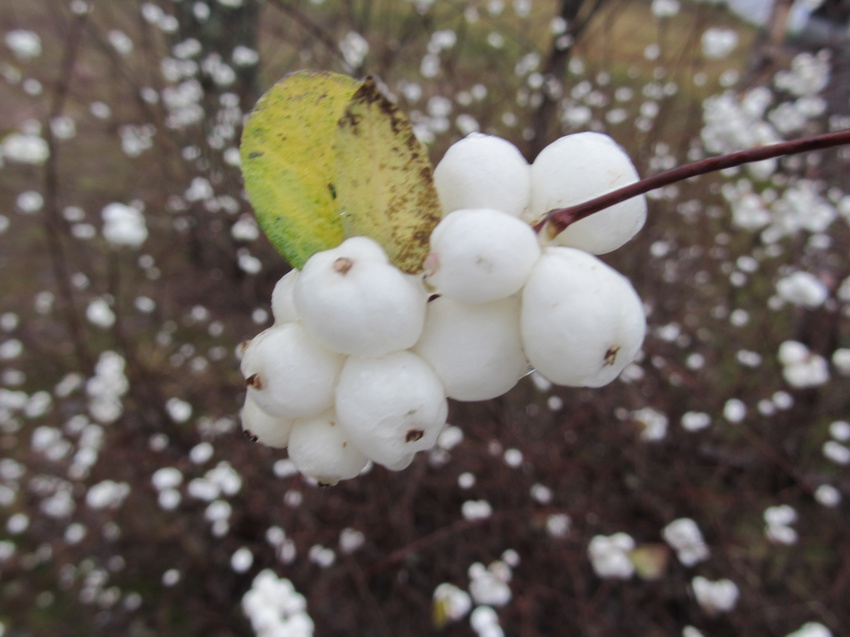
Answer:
535, 128, 850, 235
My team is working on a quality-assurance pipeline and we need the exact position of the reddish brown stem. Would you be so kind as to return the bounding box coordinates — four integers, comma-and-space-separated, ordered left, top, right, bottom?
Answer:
535, 128, 850, 235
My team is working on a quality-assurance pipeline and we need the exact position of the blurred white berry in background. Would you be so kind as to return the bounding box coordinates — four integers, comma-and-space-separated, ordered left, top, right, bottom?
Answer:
786, 623, 833, 637
432, 583, 472, 626
662, 518, 710, 566
701, 27, 738, 60
242, 570, 314, 637
764, 504, 798, 545
777, 341, 830, 389
4, 29, 42, 61
588, 533, 635, 579
468, 560, 512, 606
102, 202, 148, 248
470, 605, 504, 637
691, 576, 739, 615
1, 132, 50, 164
775, 271, 829, 308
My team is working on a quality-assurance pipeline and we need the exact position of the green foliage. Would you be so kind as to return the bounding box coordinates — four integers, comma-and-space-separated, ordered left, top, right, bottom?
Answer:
241, 71, 442, 273
240, 70, 360, 269
335, 77, 443, 273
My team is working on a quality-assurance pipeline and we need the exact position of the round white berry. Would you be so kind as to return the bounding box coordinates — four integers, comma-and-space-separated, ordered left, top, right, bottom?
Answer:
414, 296, 528, 401
287, 410, 369, 486
271, 269, 299, 324
329, 235, 390, 264
433, 133, 531, 218
294, 237, 427, 356
520, 247, 645, 387
241, 322, 344, 419
240, 394, 293, 448
526, 132, 646, 254
424, 208, 541, 303
335, 351, 448, 470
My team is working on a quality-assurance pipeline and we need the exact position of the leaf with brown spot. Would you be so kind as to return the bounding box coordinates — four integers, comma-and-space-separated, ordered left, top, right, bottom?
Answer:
334, 77, 443, 273
240, 70, 363, 268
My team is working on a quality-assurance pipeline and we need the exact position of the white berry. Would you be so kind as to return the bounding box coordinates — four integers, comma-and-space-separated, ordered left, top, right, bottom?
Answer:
414, 296, 528, 401
335, 351, 448, 470
294, 237, 427, 356
287, 410, 369, 486
433, 133, 531, 218
526, 132, 646, 254
424, 208, 541, 303
271, 269, 299, 324
521, 247, 645, 387
241, 322, 344, 419
240, 394, 293, 448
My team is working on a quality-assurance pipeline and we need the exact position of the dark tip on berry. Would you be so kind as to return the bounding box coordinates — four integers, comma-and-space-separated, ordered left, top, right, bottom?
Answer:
238, 339, 251, 355
246, 373, 263, 390
333, 256, 354, 275
603, 345, 620, 367
242, 428, 259, 443
318, 481, 337, 488
406, 428, 424, 442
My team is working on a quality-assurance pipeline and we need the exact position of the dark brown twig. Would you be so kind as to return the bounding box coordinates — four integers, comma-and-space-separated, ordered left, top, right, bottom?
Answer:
41, 7, 94, 372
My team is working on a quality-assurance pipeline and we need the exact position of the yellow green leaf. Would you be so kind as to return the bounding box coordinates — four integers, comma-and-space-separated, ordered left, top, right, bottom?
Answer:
432, 596, 450, 630
240, 70, 362, 269
628, 544, 670, 581
335, 77, 443, 274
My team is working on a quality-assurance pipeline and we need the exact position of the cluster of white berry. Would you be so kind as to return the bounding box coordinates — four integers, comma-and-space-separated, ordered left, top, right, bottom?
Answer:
239, 131, 647, 484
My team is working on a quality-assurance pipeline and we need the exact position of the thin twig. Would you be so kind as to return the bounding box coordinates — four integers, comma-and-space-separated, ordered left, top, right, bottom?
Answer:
42, 7, 94, 372
536, 128, 850, 235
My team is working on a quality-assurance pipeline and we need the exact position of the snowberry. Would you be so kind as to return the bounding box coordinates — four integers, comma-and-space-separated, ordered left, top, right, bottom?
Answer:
239, 394, 293, 448
526, 132, 646, 254
271, 269, 299, 324
414, 296, 528, 401
433, 133, 531, 218
294, 237, 427, 356
335, 351, 448, 470
691, 576, 739, 614
588, 533, 635, 579
286, 410, 369, 486
520, 247, 645, 387
424, 208, 541, 303
327, 235, 390, 263
240, 322, 343, 419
